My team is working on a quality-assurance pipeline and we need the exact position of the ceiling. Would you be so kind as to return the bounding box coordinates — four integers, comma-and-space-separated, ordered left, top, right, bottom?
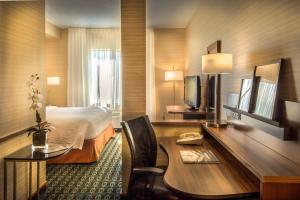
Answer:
46, 0, 201, 28
46, 0, 121, 28
147, 0, 200, 28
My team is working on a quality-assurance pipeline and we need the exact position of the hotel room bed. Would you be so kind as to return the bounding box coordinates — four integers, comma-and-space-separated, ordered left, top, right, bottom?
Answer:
46, 106, 115, 164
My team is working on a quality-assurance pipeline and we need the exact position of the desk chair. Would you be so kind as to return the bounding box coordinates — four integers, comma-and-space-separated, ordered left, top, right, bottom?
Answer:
121, 116, 179, 200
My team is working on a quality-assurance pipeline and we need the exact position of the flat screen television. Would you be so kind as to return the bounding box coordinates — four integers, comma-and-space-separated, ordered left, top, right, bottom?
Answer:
184, 75, 201, 109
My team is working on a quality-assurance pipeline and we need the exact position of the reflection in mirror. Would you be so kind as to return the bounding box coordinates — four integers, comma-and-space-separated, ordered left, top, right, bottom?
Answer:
254, 62, 281, 119
238, 79, 253, 112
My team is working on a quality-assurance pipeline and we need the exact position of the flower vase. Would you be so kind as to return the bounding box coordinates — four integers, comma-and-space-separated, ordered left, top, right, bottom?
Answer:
32, 131, 48, 151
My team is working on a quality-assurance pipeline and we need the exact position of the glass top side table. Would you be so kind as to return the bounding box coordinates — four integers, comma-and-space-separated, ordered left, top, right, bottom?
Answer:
4, 145, 72, 200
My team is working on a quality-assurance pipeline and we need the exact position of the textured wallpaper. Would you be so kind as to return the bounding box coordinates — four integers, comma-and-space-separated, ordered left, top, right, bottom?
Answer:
154, 29, 186, 120
0, 1, 46, 200
186, 0, 300, 165
46, 29, 68, 107
0, 1, 45, 139
186, 0, 300, 105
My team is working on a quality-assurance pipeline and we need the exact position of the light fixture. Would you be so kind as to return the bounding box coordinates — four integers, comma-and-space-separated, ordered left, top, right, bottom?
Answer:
47, 77, 60, 85
165, 67, 183, 107
202, 53, 233, 127
165, 71, 183, 81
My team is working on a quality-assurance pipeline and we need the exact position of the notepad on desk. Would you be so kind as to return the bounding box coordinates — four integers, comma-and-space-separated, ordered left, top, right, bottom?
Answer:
180, 150, 220, 164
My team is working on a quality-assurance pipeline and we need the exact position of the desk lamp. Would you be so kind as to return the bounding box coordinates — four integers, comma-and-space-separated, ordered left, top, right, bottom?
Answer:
202, 53, 232, 127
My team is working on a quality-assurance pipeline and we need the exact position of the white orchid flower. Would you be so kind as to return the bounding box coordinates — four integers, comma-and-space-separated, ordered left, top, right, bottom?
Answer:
37, 102, 42, 109
37, 94, 44, 101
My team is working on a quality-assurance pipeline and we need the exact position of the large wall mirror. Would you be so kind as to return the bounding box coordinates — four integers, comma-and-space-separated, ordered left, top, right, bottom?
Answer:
238, 79, 253, 112
253, 60, 282, 120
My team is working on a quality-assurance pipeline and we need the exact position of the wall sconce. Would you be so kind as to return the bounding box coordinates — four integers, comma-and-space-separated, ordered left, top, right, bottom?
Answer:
47, 77, 60, 85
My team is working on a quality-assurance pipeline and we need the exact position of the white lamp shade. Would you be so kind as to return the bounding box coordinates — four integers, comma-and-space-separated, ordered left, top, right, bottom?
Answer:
165, 71, 183, 81
47, 77, 60, 85
202, 53, 233, 74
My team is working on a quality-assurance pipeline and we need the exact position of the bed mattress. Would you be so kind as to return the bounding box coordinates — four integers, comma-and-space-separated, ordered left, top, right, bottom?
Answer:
46, 106, 112, 150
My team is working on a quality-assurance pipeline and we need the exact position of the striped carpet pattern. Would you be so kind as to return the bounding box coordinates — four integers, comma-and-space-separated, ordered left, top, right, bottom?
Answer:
40, 133, 122, 200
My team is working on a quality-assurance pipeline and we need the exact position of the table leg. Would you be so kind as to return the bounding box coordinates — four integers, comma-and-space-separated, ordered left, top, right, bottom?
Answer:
36, 161, 40, 200
4, 160, 7, 200
13, 161, 16, 200
29, 162, 32, 200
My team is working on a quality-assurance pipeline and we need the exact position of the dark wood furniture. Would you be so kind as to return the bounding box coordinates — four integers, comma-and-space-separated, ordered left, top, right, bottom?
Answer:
152, 119, 204, 126
160, 137, 260, 199
159, 122, 300, 200
203, 125, 300, 200
224, 105, 280, 127
4, 145, 72, 200
166, 105, 213, 120
223, 105, 290, 140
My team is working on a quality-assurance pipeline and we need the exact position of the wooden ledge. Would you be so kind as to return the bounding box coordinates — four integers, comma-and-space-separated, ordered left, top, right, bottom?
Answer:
0, 121, 47, 144
203, 126, 300, 180
151, 120, 205, 126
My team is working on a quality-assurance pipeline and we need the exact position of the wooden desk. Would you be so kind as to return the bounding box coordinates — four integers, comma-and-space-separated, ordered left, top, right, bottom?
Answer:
160, 137, 260, 199
166, 105, 213, 120
203, 126, 300, 200
159, 124, 300, 200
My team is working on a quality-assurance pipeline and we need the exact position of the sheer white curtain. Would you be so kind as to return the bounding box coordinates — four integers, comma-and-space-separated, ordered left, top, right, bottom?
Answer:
89, 49, 121, 109
87, 29, 121, 110
67, 28, 121, 109
67, 28, 89, 107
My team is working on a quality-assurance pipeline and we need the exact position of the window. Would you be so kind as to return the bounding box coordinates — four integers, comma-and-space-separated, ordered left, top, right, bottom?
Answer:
89, 49, 121, 111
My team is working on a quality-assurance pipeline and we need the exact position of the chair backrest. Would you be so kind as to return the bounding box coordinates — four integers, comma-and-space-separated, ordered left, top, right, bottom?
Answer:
121, 115, 157, 169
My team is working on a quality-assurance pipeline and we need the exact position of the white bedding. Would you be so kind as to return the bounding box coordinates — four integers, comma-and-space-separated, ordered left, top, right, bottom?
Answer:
46, 106, 112, 150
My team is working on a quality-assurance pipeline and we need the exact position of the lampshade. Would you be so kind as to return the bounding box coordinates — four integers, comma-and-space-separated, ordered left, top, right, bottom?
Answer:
47, 77, 60, 85
165, 71, 183, 81
202, 53, 233, 74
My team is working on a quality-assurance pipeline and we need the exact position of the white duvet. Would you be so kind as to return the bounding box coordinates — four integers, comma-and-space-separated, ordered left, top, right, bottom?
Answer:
46, 106, 112, 150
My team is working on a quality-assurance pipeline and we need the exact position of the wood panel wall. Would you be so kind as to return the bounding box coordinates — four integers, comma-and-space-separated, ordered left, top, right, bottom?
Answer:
186, 0, 300, 165
121, 0, 146, 195
154, 29, 186, 120
0, 1, 46, 200
121, 0, 146, 121
45, 29, 68, 107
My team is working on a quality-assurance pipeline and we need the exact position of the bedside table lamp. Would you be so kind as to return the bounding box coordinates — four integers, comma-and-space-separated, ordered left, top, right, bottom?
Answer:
165, 67, 183, 105
202, 53, 232, 127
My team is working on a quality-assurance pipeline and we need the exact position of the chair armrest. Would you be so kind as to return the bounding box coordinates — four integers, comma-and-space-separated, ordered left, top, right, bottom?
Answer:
133, 167, 164, 176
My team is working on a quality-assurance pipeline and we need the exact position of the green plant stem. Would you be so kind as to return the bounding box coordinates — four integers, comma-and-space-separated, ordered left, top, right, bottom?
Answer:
36, 110, 42, 124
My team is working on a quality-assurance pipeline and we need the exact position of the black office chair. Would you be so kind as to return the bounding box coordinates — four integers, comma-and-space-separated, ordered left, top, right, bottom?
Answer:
121, 116, 179, 200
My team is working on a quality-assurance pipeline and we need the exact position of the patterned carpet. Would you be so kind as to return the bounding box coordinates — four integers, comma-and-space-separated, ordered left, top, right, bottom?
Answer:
40, 133, 122, 200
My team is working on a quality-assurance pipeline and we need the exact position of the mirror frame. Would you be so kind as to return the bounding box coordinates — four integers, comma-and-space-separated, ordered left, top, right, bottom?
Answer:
253, 59, 283, 120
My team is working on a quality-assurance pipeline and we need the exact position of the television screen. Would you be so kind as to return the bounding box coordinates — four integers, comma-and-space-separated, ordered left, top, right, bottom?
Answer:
184, 76, 200, 109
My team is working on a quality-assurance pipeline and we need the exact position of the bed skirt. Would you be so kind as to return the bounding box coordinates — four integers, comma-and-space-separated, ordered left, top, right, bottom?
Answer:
47, 123, 115, 164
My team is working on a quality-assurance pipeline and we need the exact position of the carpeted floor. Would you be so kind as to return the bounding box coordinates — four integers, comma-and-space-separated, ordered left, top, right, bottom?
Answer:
40, 133, 122, 200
